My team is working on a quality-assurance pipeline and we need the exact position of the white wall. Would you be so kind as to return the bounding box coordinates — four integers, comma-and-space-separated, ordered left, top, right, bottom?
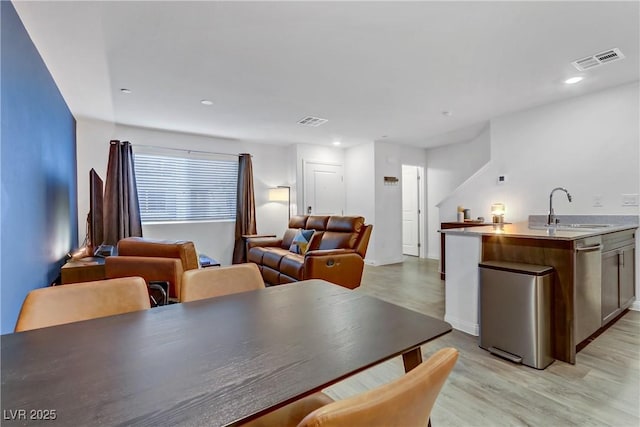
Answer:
372, 141, 428, 265
425, 126, 491, 259
345, 142, 376, 262
439, 82, 639, 223
76, 118, 292, 265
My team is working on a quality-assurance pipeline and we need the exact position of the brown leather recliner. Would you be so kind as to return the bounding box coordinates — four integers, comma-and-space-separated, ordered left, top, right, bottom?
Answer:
246, 215, 372, 289
105, 237, 199, 300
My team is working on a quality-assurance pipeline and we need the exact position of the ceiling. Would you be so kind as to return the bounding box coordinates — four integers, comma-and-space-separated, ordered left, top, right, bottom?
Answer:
13, 1, 640, 148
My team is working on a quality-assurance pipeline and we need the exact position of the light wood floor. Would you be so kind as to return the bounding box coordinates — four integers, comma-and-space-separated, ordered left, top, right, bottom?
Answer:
324, 257, 640, 427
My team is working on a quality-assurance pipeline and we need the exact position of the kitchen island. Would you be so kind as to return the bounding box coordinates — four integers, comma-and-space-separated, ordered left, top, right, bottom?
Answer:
442, 216, 637, 364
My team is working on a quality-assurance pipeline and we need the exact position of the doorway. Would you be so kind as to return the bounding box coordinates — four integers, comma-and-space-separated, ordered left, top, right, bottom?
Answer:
303, 161, 345, 215
402, 165, 425, 257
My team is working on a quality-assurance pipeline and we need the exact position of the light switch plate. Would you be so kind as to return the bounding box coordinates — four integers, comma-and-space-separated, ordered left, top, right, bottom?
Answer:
593, 195, 603, 207
621, 194, 639, 206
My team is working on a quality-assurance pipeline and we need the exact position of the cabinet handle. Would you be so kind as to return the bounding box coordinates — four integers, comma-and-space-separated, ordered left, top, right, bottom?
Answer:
575, 243, 602, 252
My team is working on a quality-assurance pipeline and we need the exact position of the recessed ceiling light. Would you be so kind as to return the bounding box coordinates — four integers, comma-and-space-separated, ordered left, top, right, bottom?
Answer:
441, 110, 453, 117
564, 76, 584, 85
120, 88, 132, 94
332, 141, 341, 146
200, 99, 213, 106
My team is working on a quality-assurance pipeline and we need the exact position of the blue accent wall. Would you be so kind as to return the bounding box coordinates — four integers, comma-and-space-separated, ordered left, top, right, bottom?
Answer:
1, 2, 77, 333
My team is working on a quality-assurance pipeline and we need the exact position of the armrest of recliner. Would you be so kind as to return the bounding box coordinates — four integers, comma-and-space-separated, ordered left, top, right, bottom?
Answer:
105, 256, 184, 299
303, 249, 364, 289
246, 237, 283, 250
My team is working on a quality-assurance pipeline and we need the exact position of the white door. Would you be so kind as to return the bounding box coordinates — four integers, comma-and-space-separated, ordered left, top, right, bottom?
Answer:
303, 161, 344, 215
402, 165, 420, 256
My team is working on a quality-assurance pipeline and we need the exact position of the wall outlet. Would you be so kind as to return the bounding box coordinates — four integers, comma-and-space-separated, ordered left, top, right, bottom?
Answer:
593, 195, 603, 207
621, 194, 639, 206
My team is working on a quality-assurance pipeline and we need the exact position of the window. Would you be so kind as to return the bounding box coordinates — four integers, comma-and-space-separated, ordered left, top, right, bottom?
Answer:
134, 152, 238, 223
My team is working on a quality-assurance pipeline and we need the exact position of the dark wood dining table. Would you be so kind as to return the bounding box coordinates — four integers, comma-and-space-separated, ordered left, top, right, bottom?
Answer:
1, 279, 451, 426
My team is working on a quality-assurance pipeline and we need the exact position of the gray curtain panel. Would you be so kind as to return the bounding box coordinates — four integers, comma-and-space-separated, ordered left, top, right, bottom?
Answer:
232, 153, 257, 264
103, 140, 143, 245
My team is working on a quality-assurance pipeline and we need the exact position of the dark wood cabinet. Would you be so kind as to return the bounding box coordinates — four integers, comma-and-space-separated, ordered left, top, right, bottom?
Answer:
619, 245, 636, 309
601, 230, 636, 326
601, 250, 620, 325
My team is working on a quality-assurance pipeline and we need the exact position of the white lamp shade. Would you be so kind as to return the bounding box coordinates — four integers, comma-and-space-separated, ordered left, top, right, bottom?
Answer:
268, 188, 289, 202
491, 203, 505, 215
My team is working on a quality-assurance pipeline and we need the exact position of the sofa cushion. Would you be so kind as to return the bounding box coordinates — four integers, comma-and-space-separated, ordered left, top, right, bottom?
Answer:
262, 248, 291, 270
307, 216, 330, 231
319, 232, 356, 250
280, 254, 304, 279
247, 247, 265, 264
281, 229, 298, 249
289, 215, 308, 229
308, 231, 324, 251
261, 266, 280, 285
327, 216, 364, 233
289, 229, 315, 254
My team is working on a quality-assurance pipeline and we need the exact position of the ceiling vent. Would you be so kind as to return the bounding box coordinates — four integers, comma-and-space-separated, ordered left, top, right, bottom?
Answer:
572, 48, 625, 71
297, 116, 328, 127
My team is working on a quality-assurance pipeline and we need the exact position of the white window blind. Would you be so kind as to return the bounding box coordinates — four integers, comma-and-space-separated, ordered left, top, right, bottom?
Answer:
134, 153, 238, 223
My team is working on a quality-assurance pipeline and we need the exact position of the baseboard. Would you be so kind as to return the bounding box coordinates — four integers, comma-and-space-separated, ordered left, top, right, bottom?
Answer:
444, 314, 479, 337
630, 300, 640, 311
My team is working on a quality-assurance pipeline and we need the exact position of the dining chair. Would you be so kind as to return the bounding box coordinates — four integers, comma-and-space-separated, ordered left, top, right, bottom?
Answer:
15, 277, 151, 332
180, 263, 265, 302
242, 347, 459, 427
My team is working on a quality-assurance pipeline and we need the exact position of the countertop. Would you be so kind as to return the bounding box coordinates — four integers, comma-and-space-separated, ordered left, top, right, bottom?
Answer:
440, 221, 637, 241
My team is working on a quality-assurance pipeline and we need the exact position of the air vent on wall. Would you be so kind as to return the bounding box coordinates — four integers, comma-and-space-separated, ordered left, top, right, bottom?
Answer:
297, 116, 328, 127
572, 48, 625, 71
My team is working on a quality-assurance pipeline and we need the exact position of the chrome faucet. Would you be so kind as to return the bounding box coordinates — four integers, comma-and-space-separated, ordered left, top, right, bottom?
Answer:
547, 187, 572, 225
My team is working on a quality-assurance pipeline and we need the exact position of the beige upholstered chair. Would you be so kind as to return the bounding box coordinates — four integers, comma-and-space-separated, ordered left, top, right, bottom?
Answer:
15, 277, 151, 332
243, 347, 459, 427
180, 263, 265, 302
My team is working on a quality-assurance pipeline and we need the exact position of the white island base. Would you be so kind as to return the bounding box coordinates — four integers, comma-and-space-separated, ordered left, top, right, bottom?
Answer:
444, 233, 482, 336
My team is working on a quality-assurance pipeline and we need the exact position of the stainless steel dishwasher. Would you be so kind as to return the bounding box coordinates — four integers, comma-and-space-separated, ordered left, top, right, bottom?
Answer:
574, 236, 603, 344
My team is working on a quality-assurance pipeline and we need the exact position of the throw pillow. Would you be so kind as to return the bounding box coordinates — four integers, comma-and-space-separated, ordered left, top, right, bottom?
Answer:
289, 229, 315, 255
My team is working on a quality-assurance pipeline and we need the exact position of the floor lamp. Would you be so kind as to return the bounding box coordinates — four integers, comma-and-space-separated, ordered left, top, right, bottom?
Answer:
268, 186, 291, 221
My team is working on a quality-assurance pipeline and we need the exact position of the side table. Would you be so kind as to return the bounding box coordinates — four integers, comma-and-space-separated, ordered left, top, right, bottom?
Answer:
61, 257, 106, 284
199, 254, 221, 268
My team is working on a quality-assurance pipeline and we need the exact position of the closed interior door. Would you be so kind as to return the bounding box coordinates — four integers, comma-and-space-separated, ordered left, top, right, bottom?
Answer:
303, 161, 344, 215
402, 165, 419, 256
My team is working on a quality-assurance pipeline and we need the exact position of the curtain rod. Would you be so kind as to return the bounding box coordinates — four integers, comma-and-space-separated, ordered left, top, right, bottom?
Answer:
132, 143, 250, 158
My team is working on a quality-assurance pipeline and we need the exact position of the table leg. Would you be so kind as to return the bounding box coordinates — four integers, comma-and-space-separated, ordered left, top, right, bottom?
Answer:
402, 347, 422, 372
